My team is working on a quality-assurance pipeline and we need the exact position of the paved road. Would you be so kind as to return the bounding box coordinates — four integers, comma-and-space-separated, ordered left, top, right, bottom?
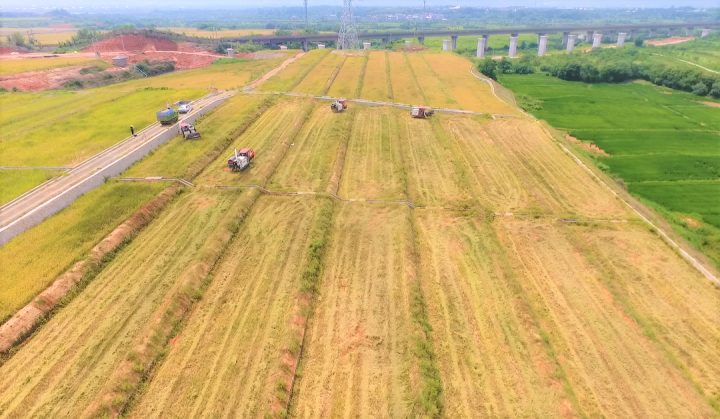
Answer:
0, 91, 233, 231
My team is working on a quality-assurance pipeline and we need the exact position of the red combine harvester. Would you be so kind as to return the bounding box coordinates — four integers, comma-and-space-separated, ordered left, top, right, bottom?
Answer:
227, 148, 255, 171
330, 98, 348, 113
411, 106, 434, 118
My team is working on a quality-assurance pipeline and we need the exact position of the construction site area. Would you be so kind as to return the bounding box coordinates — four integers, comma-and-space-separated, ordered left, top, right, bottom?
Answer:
0, 27, 719, 419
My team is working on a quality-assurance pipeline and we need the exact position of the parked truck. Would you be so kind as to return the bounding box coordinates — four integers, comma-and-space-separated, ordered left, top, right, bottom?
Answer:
156, 107, 179, 125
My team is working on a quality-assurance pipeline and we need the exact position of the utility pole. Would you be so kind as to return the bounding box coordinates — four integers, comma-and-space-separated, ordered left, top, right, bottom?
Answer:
304, 0, 309, 31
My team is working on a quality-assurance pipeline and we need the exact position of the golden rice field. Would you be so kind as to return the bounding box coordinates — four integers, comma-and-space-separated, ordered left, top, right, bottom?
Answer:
0, 57, 106, 76
260, 49, 331, 93
1, 47, 718, 419
0, 27, 85, 45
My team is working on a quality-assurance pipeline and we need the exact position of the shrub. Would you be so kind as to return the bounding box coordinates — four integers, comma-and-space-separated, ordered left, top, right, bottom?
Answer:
634, 38, 644, 47
7, 32, 25, 46
63, 79, 84, 89
477, 57, 498, 80
692, 81, 709, 96
710, 82, 720, 99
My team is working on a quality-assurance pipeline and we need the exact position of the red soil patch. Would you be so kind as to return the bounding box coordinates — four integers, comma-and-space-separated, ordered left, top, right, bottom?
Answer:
646, 36, 697, 46
0, 64, 127, 92
0, 47, 20, 54
567, 134, 609, 156
684, 217, 701, 227
84, 35, 179, 53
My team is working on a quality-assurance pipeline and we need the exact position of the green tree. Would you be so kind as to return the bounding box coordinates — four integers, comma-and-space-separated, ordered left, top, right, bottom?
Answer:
634, 38, 644, 47
692, 81, 709, 96
7, 32, 25, 46
497, 57, 513, 74
478, 57, 498, 80
710, 82, 720, 99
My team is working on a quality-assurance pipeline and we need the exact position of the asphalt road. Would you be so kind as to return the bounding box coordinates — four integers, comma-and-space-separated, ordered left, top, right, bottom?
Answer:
0, 91, 233, 231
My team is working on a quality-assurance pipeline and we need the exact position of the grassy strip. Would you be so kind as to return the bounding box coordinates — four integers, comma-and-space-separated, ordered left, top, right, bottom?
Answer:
326, 107, 356, 195
323, 56, 347, 96
408, 214, 443, 417
183, 95, 276, 180
91, 189, 262, 418
272, 197, 336, 418
385, 51, 395, 101
403, 53, 427, 104
0, 185, 179, 364
355, 53, 370, 98
488, 219, 586, 418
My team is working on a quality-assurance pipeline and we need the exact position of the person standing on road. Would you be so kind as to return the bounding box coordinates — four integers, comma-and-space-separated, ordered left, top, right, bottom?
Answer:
130, 125, 135, 137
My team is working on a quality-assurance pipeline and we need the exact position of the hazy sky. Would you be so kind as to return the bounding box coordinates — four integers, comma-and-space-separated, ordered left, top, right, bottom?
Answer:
3, 0, 720, 10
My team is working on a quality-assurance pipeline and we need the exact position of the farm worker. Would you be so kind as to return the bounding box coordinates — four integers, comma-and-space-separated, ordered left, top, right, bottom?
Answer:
130, 125, 135, 136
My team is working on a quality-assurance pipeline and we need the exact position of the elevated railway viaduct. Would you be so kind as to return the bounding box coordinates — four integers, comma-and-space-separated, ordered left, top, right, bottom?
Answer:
224, 21, 719, 56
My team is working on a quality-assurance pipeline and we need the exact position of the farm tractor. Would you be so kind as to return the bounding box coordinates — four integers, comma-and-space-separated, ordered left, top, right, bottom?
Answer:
180, 123, 201, 140
411, 106, 434, 118
227, 148, 255, 171
330, 99, 348, 113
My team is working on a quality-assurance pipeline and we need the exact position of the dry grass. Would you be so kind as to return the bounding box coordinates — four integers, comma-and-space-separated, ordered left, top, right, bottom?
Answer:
327, 55, 365, 99
268, 103, 353, 192
259, 49, 331, 93
293, 52, 345, 96
127, 196, 318, 418
195, 98, 312, 187
485, 118, 631, 218
290, 202, 417, 417
405, 53, 456, 109
360, 51, 391, 102
386, 52, 424, 106
0, 188, 250, 418
338, 106, 407, 200
423, 53, 521, 115
157, 27, 275, 38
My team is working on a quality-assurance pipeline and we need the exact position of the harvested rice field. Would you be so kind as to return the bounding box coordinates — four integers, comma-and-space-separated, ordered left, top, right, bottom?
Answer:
2, 45, 718, 419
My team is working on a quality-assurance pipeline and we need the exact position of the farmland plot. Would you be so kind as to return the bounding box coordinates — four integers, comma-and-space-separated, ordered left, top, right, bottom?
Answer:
405, 54, 456, 110
290, 203, 417, 418
268, 103, 352, 192
195, 99, 312, 186
441, 116, 530, 212
129, 196, 318, 419
327, 55, 366, 99
485, 118, 630, 218
124, 94, 268, 179
259, 49, 331, 92
0, 89, 205, 167
415, 211, 566, 418
0, 188, 254, 418
0, 182, 164, 323
0, 57, 103, 76
360, 51, 391, 102
571, 223, 720, 403
387, 52, 424, 106
338, 107, 407, 200
0, 169, 62, 206
497, 218, 717, 418
293, 52, 345, 96
397, 113, 475, 207
423, 53, 521, 116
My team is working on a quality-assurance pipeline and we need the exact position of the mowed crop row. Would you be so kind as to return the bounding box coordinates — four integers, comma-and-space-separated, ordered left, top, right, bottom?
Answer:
0, 188, 257, 418
327, 55, 367, 99
256, 49, 331, 93
416, 213, 720, 417
293, 52, 345, 96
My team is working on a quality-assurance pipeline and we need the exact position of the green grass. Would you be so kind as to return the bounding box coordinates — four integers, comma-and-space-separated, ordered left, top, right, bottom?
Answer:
653, 33, 720, 72
0, 169, 63, 206
0, 89, 205, 167
500, 73, 720, 266
0, 181, 165, 324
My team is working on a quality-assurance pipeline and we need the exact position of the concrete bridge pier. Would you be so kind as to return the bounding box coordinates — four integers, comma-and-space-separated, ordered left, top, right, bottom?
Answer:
538, 35, 548, 56
509, 35, 518, 58
567, 34, 577, 52
483, 34, 490, 50
442, 39, 450, 51
617, 32, 627, 46
593, 33, 602, 48
668, 28, 675, 37
702, 28, 711, 37
537, 33, 545, 44
686, 27, 695, 36
302, 40, 309, 52
418, 36, 425, 45
629, 29, 636, 40
608, 31, 617, 42
451, 35, 458, 51
562, 31, 570, 46
649, 28, 656, 38
477, 37, 486, 58
586, 30, 594, 44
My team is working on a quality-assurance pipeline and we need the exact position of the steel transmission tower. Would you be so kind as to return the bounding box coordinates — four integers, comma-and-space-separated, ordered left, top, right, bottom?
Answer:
337, 0, 360, 53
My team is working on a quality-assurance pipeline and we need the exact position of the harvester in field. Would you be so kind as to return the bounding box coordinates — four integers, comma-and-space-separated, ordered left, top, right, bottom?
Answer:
180, 123, 201, 139
227, 148, 255, 171
330, 98, 348, 113
411, 106, 434, 118
157, 107, 179, 125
